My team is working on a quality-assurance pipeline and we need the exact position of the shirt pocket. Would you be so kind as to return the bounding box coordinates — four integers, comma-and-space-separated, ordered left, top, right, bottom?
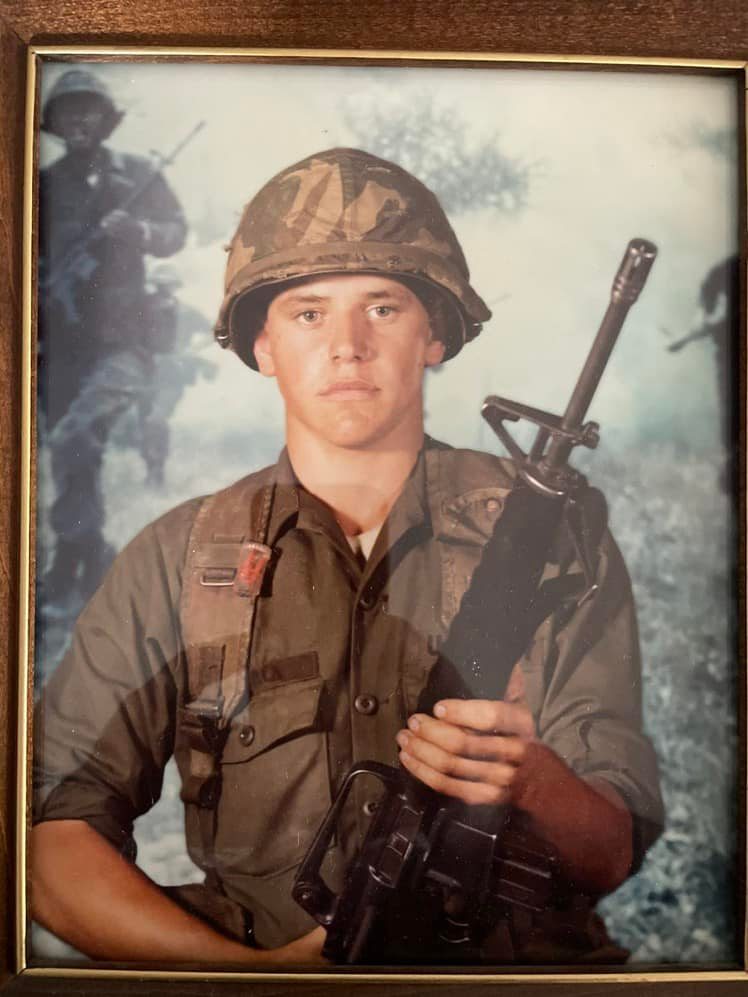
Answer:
215, 672, 332, 879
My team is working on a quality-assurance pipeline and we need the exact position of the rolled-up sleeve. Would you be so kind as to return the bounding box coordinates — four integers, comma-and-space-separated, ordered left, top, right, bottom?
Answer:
527, 530, 664, 871
33, 499, 199, 856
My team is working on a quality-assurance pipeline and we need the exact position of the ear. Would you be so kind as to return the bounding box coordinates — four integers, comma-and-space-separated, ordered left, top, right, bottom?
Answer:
253, 329, 276, 377
424, 336, 446, 368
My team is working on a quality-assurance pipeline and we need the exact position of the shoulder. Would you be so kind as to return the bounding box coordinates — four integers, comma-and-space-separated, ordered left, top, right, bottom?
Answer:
425, 438, 612, 563
104, 147, 158, 183
143, 463, 278, 557
39, 155, 71, 188
98, 465, 276, 605
425, 437, 517, 496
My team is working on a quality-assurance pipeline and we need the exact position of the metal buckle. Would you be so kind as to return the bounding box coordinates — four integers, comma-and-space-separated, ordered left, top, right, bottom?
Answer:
199, 567, 236, 587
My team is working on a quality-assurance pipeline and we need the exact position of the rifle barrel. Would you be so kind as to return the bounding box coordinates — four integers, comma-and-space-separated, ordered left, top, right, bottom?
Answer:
545, 239, 656, 469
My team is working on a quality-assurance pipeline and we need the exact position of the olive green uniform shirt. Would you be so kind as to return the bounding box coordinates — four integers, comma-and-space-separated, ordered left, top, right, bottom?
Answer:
34, 440, 663, 954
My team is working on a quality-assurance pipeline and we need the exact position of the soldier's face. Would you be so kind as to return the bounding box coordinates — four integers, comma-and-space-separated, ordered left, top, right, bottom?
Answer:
52, 95, 107, 153
254, 274, 445, 451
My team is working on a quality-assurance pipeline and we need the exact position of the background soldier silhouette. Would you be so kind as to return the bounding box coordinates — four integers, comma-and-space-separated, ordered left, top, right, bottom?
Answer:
668, 255, 739, 490
38, 69, 188, 611
136, 264, 217, 488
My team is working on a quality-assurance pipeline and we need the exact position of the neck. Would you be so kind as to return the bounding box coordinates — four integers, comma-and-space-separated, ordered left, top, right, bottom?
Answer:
287, 425, 424, 536
65, 145, 103, 169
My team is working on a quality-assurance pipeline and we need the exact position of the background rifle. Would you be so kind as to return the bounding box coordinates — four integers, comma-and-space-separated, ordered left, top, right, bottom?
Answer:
666, 324, 712, 352
40, 120, 205, 325
293, 238, 658, 964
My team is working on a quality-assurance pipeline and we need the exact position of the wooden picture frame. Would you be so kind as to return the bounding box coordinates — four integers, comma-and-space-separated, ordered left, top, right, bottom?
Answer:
1, 4, 747, 995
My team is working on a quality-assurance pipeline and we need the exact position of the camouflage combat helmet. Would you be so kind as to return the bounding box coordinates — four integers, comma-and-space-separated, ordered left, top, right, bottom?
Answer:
215, 147, 491, 368
41, 69, 124, 141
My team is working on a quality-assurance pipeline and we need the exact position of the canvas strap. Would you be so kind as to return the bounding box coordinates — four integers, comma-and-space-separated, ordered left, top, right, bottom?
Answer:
179, 480, 275, 811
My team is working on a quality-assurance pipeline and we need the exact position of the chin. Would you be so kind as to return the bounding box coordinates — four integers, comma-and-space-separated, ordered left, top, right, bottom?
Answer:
315, 410, 374, 445
324, 420, 390, 450
328, 429, 380, 450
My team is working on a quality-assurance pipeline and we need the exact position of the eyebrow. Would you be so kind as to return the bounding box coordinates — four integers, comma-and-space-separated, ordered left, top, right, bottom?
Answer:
278, 288, 409, 307
362, 289, 408, 302
279, 293, 327, 306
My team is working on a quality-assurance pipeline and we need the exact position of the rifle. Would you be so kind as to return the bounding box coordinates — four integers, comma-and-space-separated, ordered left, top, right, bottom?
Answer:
39, 121, 205, 326
666, 324, 712, 352
293, 238, 658, 964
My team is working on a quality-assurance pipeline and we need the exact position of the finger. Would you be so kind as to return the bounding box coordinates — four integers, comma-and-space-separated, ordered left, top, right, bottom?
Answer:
397, 729, 519, 787
304, 925, 327, 946
405, 717, 527, 764
399, 747, 511, 806
432, 699, 535, 738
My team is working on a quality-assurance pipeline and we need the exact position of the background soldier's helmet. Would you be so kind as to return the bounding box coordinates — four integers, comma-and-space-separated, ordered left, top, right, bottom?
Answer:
41, 69, 124, 141
215, 147, 491, 368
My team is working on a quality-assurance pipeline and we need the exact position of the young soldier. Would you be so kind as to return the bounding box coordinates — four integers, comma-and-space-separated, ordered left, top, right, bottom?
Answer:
32, 148, 663, 966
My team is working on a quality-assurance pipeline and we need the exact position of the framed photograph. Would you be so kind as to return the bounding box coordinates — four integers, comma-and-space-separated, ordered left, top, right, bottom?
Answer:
0, 10, 746, 997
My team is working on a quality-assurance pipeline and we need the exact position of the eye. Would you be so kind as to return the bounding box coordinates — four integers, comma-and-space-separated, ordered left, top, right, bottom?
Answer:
298, 309, 321, 324
369, 304, 396, 319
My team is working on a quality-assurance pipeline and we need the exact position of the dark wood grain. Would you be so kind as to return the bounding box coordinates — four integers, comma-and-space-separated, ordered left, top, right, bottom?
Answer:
4, 968, 735, 997
0, 0, 745, 993
0, 0, 746, 55
0, 10, 25, 993
4, 977, 748, 997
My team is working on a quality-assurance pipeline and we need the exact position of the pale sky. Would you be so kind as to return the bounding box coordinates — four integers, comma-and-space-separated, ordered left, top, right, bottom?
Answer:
39, 59, 739, 455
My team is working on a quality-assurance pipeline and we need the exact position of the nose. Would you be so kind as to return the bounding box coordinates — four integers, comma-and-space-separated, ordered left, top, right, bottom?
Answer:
328, 309, 371, 362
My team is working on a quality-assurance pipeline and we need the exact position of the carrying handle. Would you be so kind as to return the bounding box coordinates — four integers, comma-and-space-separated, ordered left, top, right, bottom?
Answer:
292, 761, 402, 925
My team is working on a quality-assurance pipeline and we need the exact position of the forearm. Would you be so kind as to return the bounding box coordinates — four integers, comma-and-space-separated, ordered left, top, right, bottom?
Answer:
399, 700, 635, 896
512, 742, 633, 895
32, 820, 276, 965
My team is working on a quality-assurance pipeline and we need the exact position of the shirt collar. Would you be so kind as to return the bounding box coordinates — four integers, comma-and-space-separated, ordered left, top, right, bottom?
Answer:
267, 438, 514, 552
267, 444, 431, 569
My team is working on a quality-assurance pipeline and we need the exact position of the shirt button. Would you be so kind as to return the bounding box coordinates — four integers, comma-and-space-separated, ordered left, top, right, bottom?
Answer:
359, 589, 377, 610
486, 497, 501, 512
238, 725, 255, 746
363, 799, 379, 817
354, 694, 379, 716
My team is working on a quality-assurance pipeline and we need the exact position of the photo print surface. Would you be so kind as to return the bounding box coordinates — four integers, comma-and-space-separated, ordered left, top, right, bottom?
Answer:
31, 57, 740, 968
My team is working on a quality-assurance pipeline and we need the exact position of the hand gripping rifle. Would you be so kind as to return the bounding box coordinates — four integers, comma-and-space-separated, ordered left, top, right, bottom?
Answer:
39, 121, 205, 326
293, 239, 658, 964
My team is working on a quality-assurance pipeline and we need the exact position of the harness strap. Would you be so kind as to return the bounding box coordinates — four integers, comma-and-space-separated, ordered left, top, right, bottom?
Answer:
179, 480, 275, 815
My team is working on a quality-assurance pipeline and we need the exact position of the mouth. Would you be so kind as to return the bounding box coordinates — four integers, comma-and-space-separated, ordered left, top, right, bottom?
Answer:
319, 380, 379, 400
67, 131, 93, 147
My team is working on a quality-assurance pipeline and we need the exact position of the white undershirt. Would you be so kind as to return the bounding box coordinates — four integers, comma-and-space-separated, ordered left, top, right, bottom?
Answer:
345, 522, 383, 562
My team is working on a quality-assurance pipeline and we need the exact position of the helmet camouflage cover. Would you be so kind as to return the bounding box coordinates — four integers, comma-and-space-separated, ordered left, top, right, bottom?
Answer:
215, 147, 491, 368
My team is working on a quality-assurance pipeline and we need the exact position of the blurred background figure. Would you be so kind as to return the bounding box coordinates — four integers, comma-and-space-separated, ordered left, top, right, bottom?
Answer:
37, 69, 187, 614
668, 255, 740, 490
136, 263, 217, 488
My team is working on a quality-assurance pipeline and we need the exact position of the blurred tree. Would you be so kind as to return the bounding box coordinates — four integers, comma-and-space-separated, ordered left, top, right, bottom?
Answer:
692, 124, 737, 161
342, 92, 534, 214
667, 121, 737, 162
